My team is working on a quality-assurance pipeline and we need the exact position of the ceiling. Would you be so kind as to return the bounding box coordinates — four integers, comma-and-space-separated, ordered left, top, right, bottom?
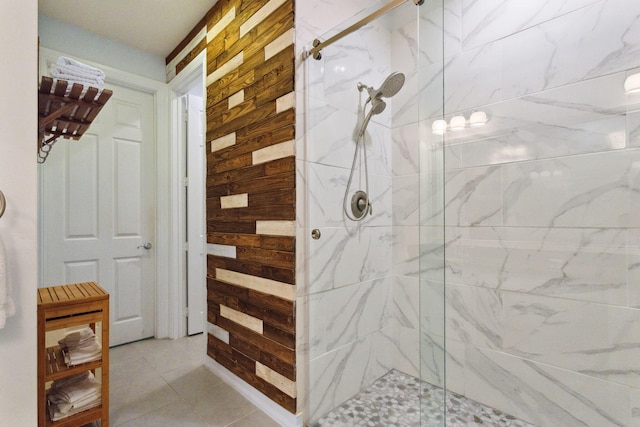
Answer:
38, 0, 217, 58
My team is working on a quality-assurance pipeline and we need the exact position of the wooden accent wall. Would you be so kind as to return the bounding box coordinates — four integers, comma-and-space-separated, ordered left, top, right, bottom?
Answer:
167, 0, 297, 414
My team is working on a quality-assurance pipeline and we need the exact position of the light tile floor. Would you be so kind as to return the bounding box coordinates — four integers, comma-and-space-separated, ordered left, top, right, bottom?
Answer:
108, 334, 281, 427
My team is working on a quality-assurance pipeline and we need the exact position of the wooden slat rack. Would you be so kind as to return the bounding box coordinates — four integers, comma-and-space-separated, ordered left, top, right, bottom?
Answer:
37, 282, 110, 427
38, 76, 113, 164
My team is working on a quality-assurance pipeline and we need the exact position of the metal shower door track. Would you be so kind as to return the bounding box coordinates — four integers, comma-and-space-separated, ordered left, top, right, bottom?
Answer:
306, 0, 422, 60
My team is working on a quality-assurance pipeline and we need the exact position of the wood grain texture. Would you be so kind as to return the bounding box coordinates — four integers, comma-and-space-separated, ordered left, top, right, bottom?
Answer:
169, 0, 296, 413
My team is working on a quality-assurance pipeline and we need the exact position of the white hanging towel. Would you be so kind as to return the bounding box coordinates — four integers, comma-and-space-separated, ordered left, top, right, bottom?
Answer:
0, 234, 16, 329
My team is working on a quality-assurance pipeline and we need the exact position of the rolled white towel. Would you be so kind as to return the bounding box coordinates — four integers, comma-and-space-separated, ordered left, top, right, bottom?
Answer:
56, 56, 105, 80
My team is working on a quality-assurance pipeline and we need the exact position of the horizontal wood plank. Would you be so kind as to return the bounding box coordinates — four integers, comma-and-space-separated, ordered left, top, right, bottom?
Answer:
208, 255, 294, 285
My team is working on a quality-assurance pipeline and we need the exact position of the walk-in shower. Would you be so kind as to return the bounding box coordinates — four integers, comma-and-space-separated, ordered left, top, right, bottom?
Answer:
301, 0, 640, 425
344, 72, 406, 221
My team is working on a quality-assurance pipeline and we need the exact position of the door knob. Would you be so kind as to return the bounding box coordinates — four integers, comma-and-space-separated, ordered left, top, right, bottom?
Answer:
138, 242, 153, 250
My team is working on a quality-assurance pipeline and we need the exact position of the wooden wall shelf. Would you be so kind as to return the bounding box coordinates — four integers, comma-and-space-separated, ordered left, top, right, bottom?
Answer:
38, 76, 112, 163
37, 282, 110, 427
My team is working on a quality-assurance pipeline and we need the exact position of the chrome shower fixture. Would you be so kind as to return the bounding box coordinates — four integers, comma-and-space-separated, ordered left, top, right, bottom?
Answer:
344, 72, 406, 222
357, 72, 406, 104
356, 72, 405, 137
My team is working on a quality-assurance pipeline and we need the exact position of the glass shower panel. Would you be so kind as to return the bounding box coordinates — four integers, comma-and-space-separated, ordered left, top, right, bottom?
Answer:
417, 0, 447, 426
301, 1, 446, 425
429, 0, 640, 425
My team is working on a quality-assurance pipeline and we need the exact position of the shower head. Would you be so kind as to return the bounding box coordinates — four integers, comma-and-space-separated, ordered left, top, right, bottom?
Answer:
359, 72, 406, 102
370, 98, 387, 115
375, 72, 405, 99
358, 99, 386, 137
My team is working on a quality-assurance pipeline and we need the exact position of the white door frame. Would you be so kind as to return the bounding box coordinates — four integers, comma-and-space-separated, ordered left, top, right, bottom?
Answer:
167, 50, 207, 338
37, 47, 172, 339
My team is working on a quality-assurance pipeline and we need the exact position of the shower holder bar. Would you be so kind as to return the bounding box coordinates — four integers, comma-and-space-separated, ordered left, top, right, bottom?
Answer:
306, 0, 423, 60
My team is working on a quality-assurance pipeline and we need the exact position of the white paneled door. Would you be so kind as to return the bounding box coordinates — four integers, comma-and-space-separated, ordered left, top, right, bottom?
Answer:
186, 94, 205, 336
41, 82, 156, 346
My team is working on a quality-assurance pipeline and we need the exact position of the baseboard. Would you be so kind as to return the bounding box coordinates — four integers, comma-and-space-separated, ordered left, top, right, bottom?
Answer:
204, 357, 304, 427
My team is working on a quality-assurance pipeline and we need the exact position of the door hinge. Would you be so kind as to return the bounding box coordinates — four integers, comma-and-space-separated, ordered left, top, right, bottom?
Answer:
183, 242, 188, 252
183, 177, 189, 187
184, 307, 189, 317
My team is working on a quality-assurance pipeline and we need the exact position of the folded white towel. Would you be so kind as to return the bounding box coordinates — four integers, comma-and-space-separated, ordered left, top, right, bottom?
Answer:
56, 56, 105, 79
59, 328, 102, 366
56, 64, 105, 83
50, 71, 104, 90
0, 234, 16, 329
49, 57, 106, 98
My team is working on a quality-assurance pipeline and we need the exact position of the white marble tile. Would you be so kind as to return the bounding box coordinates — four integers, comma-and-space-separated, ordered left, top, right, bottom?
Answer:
389, 276, 420, 377
461, 115, 627, 168
393, 276, 419, 329
465, 346, 632, 426
629, 110, 640, 148
503, 148, 640, 228
442, 165, 502, 227
446, 283, 503, 350
390, 13, 417, 76
323, 277, 392, 352
419, 279, 445, 337
305, 293, 326, 360
419, 331, 445, 389
462, 227, 628, 305
392, 122, 419, 176
305, 226, 393, 294
502, 0, 640, 99
632, 388, 640, 423
418, 123, 463, 174
423, 0, 463, 63
444, 42, 501, 114
629, 229, 640, 308
390, 322, 419, 379
420, 332, 465, 396
392, 175, 419, 226
461, 0, 600, 50
418, 62, 445, 121
390, 276, 420, 377
504, 292, 640, 388
421, 225, 463, 285
307, 330, 392, 423
393, 225, 419, 277
443, 71, 630, 152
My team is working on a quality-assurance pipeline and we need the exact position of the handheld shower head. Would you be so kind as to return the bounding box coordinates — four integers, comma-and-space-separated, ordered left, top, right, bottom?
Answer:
355, 72, 404, 137
361, 72, 406, 101
358, 99, 386, 137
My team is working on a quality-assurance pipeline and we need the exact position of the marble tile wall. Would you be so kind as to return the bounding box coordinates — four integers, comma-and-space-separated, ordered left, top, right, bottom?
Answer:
296, 1, 440, 422
300, 0, 640, 425
421, 0, 640, 425
296, 6, 397, 423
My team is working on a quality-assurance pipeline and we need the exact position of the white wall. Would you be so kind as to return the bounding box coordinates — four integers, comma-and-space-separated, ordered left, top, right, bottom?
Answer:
38, 14, 166, 82
0, 0, 38, 425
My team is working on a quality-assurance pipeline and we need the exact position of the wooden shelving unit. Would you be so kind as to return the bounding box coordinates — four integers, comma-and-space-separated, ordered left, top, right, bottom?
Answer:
38, 76, 112, 163
37, 282, 109, 427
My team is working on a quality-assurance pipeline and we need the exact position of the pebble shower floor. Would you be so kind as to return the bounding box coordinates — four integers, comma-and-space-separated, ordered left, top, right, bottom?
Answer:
312, 370, 535, 427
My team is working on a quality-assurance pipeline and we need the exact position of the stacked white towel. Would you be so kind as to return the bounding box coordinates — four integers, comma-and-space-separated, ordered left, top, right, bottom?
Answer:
47, 371, 101, 421
59, 327, 102, 366
0, 234, 16, 329
49, 56, 105, 95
